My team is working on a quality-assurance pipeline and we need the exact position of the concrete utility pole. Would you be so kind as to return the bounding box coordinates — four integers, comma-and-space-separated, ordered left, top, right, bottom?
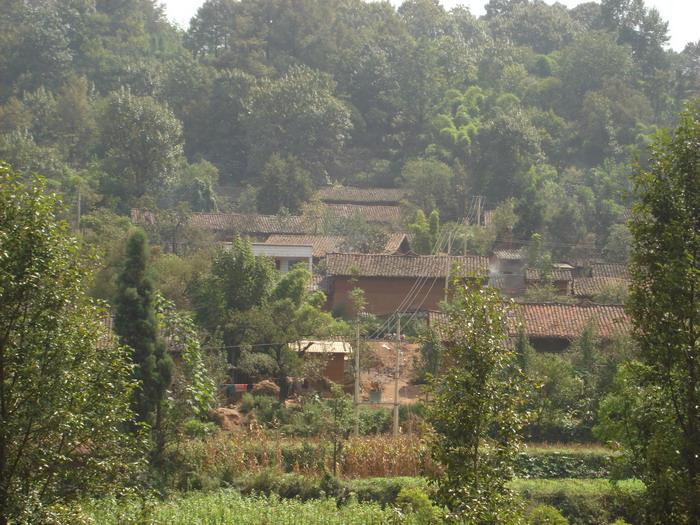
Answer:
354, 318, 361, 437
393, 315, 401, 437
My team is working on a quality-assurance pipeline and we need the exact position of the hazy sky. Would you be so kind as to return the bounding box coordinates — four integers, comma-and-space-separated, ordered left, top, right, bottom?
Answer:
162, 0, 698, 52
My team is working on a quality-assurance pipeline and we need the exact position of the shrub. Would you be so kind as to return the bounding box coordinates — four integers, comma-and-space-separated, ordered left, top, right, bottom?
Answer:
239, 393, 255, 414
345, 477, 431, 507
395, 487, 441, 524
182, 418, 217, 439
514, 448, 614, 479
237, 352, 279, 382
359, 406, 392, 435
511, 479, 645, 525
527, 504, 569, 525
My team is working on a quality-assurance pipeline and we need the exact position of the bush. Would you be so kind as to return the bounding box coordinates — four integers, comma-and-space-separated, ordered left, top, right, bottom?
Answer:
359, 406, 392, 435
239, 392, 255, 414
182, 418, 217, 439
514, 448, 614, 479
527, 504, 569, 525
395, 487, 441, 524
235, 472, 430, 508
345, 477, 431, 507
511, 479, 645, 525
237, 351, 279, 382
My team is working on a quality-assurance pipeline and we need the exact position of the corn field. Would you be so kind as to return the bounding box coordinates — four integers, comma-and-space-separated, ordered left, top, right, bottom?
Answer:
167, 433, 437, 489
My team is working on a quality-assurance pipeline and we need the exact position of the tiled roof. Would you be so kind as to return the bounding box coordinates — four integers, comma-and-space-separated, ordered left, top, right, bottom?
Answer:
317, 186, 409, 205
265, 235, 345, 258
188, 212, 311, 235
525, 268, 574, 282
590, 263, 629, 279
265, 233, 410, 258
324, 203, 403, 224
573, 277, 628, 298
383, 233, 410, 254
131, 209, 314, 236
326, 253, 488, 278
494, 248, 526, 260
428, 302, 630, 341
511, 303, 629, 339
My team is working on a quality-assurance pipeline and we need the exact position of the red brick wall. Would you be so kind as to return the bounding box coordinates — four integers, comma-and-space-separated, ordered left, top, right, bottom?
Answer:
325, 354, 346, 383
329, 276, 448, 317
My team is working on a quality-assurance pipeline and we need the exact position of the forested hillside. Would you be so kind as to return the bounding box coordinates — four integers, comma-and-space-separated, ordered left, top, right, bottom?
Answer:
1, 0, 698, 254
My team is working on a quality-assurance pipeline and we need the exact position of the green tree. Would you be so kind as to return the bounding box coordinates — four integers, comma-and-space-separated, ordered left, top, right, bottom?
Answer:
257, 154, 314, 214
188, 236, 274, 334
153, 293, 217, 432
625, 101, 700, 524
227, 266, 348, 397
114, 229, 173, 460
400, 158, 459, 219
100, 90, 184, 207
427, 282, 524, 522
409, 209, 439, 254
0, 166, 140, 523
243, 65, 352, 178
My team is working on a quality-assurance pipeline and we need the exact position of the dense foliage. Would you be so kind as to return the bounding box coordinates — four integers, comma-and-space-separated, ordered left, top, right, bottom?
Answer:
428, 282, 524, 523
114, 229, 174, 460
0, 166, 140, 523
0, 0, 696, 257
605, 102, 700, 524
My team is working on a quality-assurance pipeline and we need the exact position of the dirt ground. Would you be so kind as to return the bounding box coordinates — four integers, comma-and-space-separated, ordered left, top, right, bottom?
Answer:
360, 340, 427, 405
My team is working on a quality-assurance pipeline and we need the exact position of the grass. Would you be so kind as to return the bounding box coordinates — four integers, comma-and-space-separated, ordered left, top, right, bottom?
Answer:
523, 442, 614, 455
510, 478, 644, 496
83, 491, 423, 525
510, 478, 646, 525
75, 477, 645, 525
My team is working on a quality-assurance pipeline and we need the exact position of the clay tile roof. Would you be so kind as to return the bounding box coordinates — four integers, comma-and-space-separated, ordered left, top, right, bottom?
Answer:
188, 212, 311, 236
131, 209, 314, 236
525, 268, 574, 282
326, 253, 488, 278
383, 233, 410, 254
511, 303, 630, 339
573, 277, 628, 298
590, 263, 629, 279
494, 248, 526, 260
324, 203, 403, 224
317, 186, 409, 205
428, 303, 630, 341
265, 235, 345, 258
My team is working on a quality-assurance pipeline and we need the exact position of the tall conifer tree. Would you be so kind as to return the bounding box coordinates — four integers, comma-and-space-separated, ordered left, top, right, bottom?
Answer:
114, 229, 173, 454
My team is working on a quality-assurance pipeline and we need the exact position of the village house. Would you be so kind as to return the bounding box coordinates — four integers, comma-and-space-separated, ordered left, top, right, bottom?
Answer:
489, 248, 527, 296
317, 185, 409, 206
250, 242, 313, 273
325, 252, 489, 317
428, 302, 630, 353
525, 264, 574, 295
317, 185, 409, 229
289, 340, 352, 384
572, 277, 629, 301
263, 233, 411, 263
183, 212, 314, 241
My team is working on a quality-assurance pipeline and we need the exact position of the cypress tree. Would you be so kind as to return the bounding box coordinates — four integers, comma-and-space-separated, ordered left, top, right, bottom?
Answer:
114, 229, 173, 453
